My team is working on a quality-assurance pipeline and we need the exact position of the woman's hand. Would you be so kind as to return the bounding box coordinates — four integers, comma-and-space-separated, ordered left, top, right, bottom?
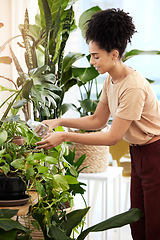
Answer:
35, 131, 65, 150
42, 119, 60, 132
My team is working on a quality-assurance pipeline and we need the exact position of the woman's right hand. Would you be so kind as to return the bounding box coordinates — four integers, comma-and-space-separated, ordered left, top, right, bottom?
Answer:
42, 119, 60, 133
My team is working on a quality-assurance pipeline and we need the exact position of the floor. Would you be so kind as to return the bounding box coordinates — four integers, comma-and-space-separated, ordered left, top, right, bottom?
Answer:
74, 170, 132, 240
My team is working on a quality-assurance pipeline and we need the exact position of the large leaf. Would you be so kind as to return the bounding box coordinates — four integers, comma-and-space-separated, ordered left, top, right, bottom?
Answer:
0, 229, 17, 240
122, 49, 160, 62
60, 207, 90, 237
79, 6, 101, 38
0, 219, 31, 233
62, 52, 85, 72
48, 225, 70, 240
77, 208, 143, 240
72, 66, 99, 84
79, 99, 98, 114
0, 209, 18, 219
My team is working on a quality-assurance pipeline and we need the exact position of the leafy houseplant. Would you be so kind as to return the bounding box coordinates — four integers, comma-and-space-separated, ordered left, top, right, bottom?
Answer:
0, 207, 143, 240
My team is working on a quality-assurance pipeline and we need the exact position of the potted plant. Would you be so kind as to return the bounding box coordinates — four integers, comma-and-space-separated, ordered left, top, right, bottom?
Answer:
0, 117, 42, 201
0, 207, 143, 240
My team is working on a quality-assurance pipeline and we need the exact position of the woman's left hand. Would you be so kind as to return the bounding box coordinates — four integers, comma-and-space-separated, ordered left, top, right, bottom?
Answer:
35, 132, 64, 150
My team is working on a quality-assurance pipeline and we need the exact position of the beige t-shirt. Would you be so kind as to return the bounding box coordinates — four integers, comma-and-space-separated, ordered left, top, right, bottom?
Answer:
100, 71, 160, 145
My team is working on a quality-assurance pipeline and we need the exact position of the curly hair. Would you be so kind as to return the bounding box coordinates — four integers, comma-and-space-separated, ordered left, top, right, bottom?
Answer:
85, 8, 136, 58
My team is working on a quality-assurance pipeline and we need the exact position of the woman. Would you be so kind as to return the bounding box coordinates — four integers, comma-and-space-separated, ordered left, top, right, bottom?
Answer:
36, 9, 160, 240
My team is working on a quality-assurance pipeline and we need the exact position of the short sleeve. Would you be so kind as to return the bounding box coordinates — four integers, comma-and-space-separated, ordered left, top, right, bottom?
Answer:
116, 88, 147, 120
100, 78, 109, 104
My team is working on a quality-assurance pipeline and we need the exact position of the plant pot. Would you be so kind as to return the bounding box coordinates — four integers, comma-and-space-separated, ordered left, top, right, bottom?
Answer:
0, 176, 27, 200
69, 129, 109, 173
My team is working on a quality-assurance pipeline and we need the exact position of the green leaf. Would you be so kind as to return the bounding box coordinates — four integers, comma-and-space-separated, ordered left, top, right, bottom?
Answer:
29, 65, 49, 78
77, 208, 143, 240
59, 103, 77, 116
74, 154, 86, 171
37, 166, 48, 174
13, 99, 28, 109
60, 207, 90, 237
0, 209, 18, 219
22, 79, 33, 99
65, 175, 78, 184
48, 225, 70, 240
11, 158, 25, 169
26, 167, 35, 179
0, 218, 31, 232
79, 99, 98, 114
0, 130, 8, 145
54, 174, 69, 191
0, 163, 10, 175
36, 181, 46, 197
45, 156, 58, 164
63, 52, 85, 72
122, 49, 160, 62
79, 6, 101, 38
69, 165, 78, 177
0, 149, 6, 156
32, 152, 46, 161
72, 66, 99, 84
0, 229, 17, 240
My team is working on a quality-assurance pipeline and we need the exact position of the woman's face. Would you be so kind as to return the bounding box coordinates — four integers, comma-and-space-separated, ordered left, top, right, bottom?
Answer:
89, 41, 115, 74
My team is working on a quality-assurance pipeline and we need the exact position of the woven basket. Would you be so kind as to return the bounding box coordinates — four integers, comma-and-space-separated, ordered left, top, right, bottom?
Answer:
69, 128, 109, 173
70, 142, 109, 173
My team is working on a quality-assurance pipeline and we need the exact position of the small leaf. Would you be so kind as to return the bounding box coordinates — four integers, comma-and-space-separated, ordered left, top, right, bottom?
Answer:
0, 163, 10, 175
22, 79, 33, 99
37, 166, 48, 174
26, 167, 35, 179
0, 130, 8, 145
13, 99, 28, 109
69, 165, 78, 177
54, 174, 69, 191
45, 156, 58, 164
36, 181, 46, 197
